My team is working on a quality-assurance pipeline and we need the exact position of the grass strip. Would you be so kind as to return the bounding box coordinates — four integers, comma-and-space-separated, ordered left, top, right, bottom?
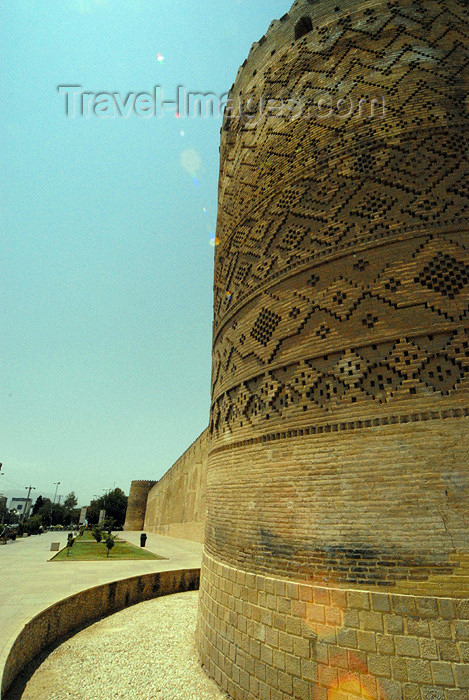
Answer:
51, 539, 165, 561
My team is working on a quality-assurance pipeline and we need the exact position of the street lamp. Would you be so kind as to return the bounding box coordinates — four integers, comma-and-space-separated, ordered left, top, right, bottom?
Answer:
23, 486, 36, 522
53, 482, 60, 504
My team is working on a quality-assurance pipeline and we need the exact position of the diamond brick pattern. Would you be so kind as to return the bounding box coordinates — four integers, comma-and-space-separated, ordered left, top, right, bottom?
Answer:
205, 0, 469, 582
415, 254, 469, 299
250, 308, 281, 347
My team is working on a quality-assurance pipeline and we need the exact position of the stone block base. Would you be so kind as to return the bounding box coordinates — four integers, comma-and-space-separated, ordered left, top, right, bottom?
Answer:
197, 553, 469, 700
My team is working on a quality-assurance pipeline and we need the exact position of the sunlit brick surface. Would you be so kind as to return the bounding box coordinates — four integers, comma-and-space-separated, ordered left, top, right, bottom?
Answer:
123, 480, 157, 531
198, 0, 469, 696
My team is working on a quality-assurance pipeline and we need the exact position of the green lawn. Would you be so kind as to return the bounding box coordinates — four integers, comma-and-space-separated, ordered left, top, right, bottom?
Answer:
51, 537, 165, 561
77, 530, 104, 541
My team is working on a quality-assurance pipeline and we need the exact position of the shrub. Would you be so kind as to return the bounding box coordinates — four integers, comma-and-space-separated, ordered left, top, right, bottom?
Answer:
104, 533, 116, 557
102, 517, 115, 534
91, 526, 103, 543
24, 515, 42, 535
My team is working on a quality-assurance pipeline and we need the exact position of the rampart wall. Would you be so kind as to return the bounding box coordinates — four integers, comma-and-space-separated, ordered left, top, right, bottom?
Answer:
123, 480, 157, 531
143, 429, 209, 543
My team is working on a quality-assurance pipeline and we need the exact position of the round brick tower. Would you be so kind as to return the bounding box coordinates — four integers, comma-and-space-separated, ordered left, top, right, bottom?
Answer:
123, 480, 157, 531
197, 0, 469, 697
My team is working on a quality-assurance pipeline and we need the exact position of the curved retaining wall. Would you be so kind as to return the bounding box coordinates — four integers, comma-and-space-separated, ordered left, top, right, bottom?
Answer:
123, 480, 157, 531
1, 568, 200, 698
144, 429, 209, 543
197, 0, 469, 696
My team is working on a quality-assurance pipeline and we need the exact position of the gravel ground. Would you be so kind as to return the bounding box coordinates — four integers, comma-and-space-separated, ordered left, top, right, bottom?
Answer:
14, 591, 228, 700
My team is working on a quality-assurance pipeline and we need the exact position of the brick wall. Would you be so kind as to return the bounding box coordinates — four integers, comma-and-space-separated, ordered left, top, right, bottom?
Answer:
198, 552, 468, 700
143, 429, 208, 542
197, 0, 469, 696
123, 480, 157, 531
205, 0, 469, 581
206, 419, 468, 586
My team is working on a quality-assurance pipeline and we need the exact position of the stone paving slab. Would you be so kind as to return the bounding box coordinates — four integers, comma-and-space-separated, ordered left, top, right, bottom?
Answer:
0, 531, 203, 692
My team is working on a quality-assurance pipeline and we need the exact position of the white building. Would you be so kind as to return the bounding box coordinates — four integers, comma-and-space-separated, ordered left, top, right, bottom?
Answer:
9, 498, 32, 518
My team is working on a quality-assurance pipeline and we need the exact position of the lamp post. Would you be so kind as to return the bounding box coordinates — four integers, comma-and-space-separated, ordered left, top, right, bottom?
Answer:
23, 485, 36, 522
53, 482, 60, 504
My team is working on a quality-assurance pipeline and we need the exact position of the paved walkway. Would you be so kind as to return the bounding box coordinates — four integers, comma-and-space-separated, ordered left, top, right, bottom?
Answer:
0, 531, 203, 691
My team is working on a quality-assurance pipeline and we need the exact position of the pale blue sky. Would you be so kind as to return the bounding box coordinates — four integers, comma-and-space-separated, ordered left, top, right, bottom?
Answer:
1, 0, 290, 506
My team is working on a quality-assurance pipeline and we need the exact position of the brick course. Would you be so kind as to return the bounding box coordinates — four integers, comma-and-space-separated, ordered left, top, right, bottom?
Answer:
198, 553, 469, 700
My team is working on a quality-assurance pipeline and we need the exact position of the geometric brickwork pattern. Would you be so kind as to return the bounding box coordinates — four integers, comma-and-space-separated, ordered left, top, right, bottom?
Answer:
207, 0, 469, 584
210, 239, 469, 437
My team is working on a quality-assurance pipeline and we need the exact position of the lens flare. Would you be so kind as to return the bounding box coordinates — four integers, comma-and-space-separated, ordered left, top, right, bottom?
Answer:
157, 53, 164, 62
328, 672, 376, 700
209, 234, 220, 247
181, 149, 201, 178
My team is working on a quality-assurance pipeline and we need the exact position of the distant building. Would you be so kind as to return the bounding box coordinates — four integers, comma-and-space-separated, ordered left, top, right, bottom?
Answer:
9, 498, 32, 518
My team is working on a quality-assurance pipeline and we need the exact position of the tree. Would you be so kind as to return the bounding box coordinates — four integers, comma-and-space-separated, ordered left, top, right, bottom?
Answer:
32, 495, 44, 515
104, 533, 116, 557
24, 514, 42, 535
64, 492, 77, 511
91, 525, 103, 542
50, 502, 64, 526
102, 517, 115, 534
87, 488, 128, 528
101, 488, 128, 528
86, 499, 100, 525
0, 499, 8, 523
62, 493, 79, 526
36, 497, 52, 522
31, 494, 79, 528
